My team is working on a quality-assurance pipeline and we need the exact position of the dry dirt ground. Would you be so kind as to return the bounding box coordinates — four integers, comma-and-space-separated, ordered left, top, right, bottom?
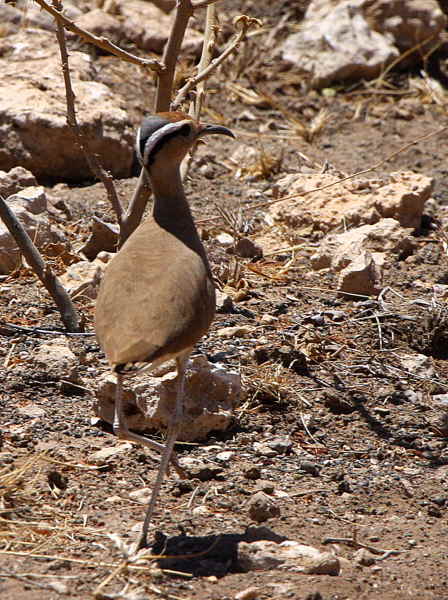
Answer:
1, 2, 448, 599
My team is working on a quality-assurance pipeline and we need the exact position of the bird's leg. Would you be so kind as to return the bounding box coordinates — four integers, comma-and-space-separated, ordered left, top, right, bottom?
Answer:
113, 373, 186, 478
135, 351, 190, 551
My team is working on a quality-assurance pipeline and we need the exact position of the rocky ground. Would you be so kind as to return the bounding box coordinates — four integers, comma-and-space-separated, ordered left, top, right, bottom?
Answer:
1, 1, 448, 599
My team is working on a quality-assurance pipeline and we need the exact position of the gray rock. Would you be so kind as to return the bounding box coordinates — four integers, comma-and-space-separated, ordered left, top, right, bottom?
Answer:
247, 491, 280, 523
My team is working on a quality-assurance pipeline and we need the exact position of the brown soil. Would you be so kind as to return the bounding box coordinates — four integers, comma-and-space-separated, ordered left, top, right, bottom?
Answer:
1, 2, 448, 599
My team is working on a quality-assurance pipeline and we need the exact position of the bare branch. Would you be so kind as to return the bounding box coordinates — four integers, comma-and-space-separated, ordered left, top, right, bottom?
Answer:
119, 171, 152, 246
0, 194, 83, 333
52, 0, 123, 226
33, 0, 164, 72
192, 0, 221, 8
156, 0, 194, 112
172, 15, 262, 111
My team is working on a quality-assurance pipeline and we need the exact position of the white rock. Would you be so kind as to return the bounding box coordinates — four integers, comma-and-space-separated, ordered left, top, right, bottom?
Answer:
94, 356, 241, 442
129, 487, 151, 504
400, 353, 435, 379
338, 251, 383, 296
238, 540, 340, 575
311, 218, 415, 271
88, 444, 132, 463
33, 337, 79, 382
60, 258, 107, 300
0, 189, 65, 274
217, 325, 256, 338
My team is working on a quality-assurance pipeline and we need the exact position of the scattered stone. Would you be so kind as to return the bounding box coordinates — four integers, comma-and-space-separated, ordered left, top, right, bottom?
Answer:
0, 167, 37, 197
33, 337, 80, 383
353, 548, 376, 566
266, 436, 292, 455
311, 218, 416, 271
253, 442, 277, 458
235, 587, 260, 600
60, 258, 107, 300
215, 451, 234, 462
299, 460, 320, 477
217, 325, 256, 338
248, 491, 280, 523
88, 444, 132, 464
400, 353, 435, 379
244, 467, 262, 480
238, 540, 340, 575
269, 172, 433, 236
234, 238, 263, 259
80, 218, 119, 260
216, 232, 235, 246
338, 251, 383, 297
94, 356, 241, 441
0, 187, 66, 274
216, 290, 234, 313
255, 480, 275, 494
180, 457, 224, 481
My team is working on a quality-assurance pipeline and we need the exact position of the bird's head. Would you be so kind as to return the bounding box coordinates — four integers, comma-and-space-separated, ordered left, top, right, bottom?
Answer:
136, 111, 234, 173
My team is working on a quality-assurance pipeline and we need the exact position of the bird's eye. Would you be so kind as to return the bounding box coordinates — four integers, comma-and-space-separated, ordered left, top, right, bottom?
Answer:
179, 124, 191, 137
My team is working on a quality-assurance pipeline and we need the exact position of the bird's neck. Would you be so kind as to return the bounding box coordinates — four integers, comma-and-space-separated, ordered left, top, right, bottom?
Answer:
150, 166, 211, 271
151, 167, 191, 222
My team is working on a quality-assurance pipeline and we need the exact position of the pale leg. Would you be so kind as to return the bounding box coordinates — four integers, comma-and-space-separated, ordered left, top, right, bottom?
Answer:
113, 373, 185, 477
135, 351, 190, 551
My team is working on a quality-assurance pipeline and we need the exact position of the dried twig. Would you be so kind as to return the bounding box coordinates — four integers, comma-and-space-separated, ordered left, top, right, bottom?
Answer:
323, 536, 401, 558
52, 0, 122, 226
172, 15, 262, 110
0, 194, 82, 332
33, 0, 163, 71
0, 320, 94, 336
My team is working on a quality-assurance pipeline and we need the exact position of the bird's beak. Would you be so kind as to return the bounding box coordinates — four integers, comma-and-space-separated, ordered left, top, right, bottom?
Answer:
198, 124, 235, 139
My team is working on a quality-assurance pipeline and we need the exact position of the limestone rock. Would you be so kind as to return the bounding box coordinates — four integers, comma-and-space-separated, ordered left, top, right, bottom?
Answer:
311, 218, 415, 270
33, 337, 80, 383
94, 356, 241, 441
248, 491, 280, 523
0, 187, 65, 274
0, 30, 134, 181
0, 167, 37, 198
60, 258, 107, 300
269, 171, 433, 236
282, 0, 446, 88
238, 540, 341, 575
338, 251, 384, 297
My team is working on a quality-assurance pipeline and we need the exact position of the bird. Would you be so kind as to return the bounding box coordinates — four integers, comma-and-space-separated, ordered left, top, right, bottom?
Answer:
95, 111, 234, 551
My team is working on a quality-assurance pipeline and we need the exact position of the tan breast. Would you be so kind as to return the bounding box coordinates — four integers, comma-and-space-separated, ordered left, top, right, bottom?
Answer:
95, 217, 216, 369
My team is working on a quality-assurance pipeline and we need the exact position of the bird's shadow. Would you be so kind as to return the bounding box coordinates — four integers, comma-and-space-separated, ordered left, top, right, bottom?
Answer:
150, 525, 287, 577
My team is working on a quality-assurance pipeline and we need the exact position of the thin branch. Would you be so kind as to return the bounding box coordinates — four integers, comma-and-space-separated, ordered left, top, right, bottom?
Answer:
33, 0, 164, 72
192, 0, 221, 7
172, 15, 262, 111
119, 170, 152, 246
156, 0, 194, 112
0, 195, 83, 332
52, 0, 123, 225
180, 2, 218, 180
0, 321, 94, 337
